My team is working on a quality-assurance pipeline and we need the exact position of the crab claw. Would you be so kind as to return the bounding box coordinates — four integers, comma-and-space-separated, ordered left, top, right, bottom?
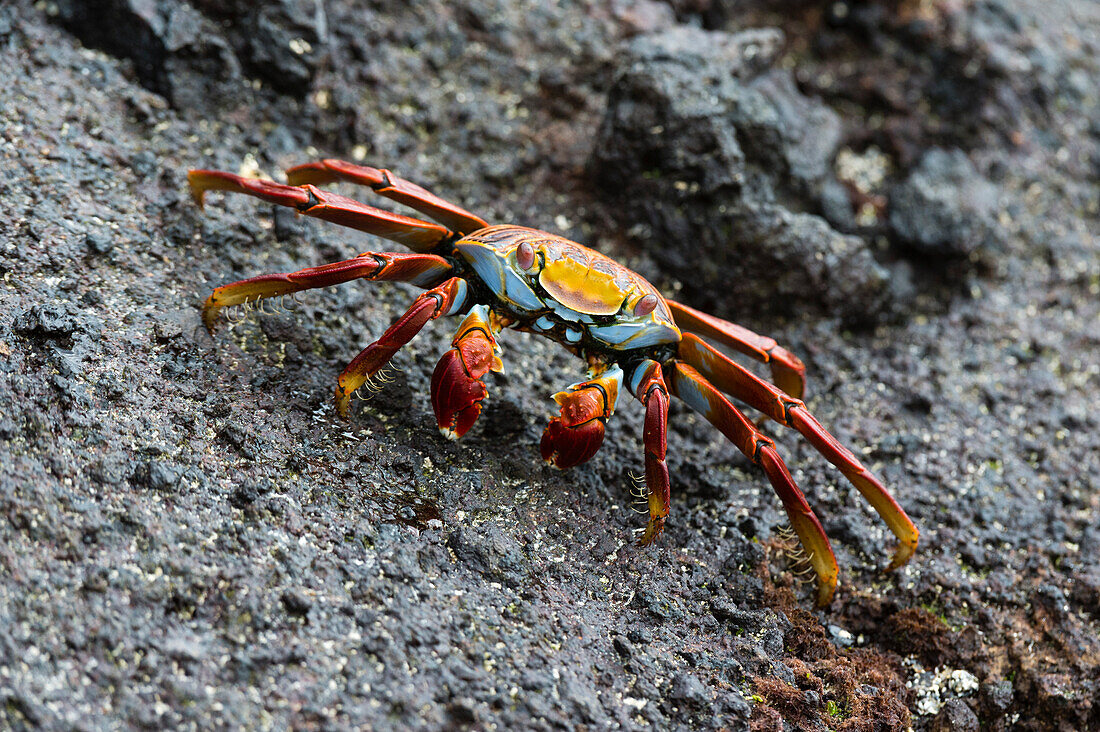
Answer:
431, 306, 502, 440
540, 366, 623, 469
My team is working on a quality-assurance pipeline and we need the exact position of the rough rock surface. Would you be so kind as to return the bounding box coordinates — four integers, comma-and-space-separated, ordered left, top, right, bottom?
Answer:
592, 25, 891, 322
1, 0, 1098, 730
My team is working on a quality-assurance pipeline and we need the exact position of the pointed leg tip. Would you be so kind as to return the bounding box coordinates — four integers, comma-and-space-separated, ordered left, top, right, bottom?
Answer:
636, 517, 665, 547
201, 301, 221, 333
885, 541, 918, 572
187, 170, 212, 208
814, 578, 838, 607
334, 388, 352, 420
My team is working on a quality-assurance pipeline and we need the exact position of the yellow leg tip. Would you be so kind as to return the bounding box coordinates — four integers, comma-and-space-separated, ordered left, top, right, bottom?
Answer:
334, 386, 352, 420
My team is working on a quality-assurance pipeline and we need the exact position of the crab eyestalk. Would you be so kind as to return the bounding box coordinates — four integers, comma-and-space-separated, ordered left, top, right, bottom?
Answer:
431, 305, 503, 439
540, 365, 623, 469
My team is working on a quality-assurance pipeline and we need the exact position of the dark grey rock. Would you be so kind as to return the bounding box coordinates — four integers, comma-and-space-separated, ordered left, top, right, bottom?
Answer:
670, 672, 710, 710
889, 148, 1000, 256
931, 697, 980, 732
54, 0, 239, 107
591, 25, 889, 320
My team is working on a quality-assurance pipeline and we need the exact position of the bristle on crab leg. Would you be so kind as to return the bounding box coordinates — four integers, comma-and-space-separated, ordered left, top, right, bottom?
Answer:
431, 305, 503, 440
669, 361, 839, 606
335, 277, 469, 418
188, 169, 453, 252
678, 333, 919, 571
540, 365, 624, 470
201, 251, 453, 332
628, 359, 671, 545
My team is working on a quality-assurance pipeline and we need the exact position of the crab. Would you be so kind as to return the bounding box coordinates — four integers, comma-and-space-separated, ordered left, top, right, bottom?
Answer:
188, 159, 918, 605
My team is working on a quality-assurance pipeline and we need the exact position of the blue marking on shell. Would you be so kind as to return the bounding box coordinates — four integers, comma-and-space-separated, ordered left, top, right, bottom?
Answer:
564, 327, 582, 343
588, 321, 680, 350
546, 299, 584, 323
534, 316, 555, 331
455, 241, 543, 313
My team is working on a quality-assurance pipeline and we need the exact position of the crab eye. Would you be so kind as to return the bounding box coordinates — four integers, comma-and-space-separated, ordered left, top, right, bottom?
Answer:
634, 294, 658, 317
516, 242, 536, 271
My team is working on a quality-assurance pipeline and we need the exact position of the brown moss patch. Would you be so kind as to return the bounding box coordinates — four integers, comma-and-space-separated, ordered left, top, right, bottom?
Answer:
746, 576, 913, 731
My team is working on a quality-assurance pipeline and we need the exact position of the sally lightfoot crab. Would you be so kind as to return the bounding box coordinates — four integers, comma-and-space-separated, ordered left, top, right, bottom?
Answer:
189, 159, 918, 605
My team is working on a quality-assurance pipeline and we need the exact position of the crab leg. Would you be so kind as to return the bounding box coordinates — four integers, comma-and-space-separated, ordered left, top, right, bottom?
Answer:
201, 252, 453, 331
667, 299, 806, 399
431, 305, 503, 440
670, 361, 839, 606
285, 159, 489, 235
679, 333, 919, 571
188, 170, 453, 251
628, 360, 671, 545
540, 364, 624, 470
336, 277, 469, 418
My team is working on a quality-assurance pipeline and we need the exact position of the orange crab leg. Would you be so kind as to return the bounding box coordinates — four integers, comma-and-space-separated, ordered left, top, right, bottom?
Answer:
431, 306, 503, 440
666, 299, 807, 399
336, 277, 468, 418
629, 360, 671, 545
188, 170, 453, 252
540, 365, 623, 470
201, 251, 453, 332
679, 333, 919, 571
285, 159, 490, 235
670, 361, 839, 606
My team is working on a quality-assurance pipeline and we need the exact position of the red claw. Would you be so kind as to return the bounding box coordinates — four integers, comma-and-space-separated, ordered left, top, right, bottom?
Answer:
540, 368, 622, 469
540, 405, 607, 469
431, 308, 501, 439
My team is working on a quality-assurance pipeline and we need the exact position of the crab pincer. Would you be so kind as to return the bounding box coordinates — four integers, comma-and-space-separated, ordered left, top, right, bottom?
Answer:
431, 305, 503, 440
541, 366, 623, 469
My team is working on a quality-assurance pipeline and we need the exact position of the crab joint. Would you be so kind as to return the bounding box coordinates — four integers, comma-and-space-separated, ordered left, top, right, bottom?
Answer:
431, 305, 503, 440
628, 359, 670, 546
540, 365, 623, 470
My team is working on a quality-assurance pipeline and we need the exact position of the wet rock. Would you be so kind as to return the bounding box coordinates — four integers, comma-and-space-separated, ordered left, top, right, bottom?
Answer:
980, 679, 1013, 719
198, 0, 328, 96
670, 672, 710, 710
54, 0, 239, 107
12, 303, 84, 342
889, 148, 1000, 257
592, 26, 889, 320
930, 697, 979, 732
131, 460, 183, 492
281, 588, 312, 617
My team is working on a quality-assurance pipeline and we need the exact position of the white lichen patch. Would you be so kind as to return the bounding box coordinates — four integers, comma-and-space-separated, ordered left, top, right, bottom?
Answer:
906, 659, 980, 716
835, 146, 890, 194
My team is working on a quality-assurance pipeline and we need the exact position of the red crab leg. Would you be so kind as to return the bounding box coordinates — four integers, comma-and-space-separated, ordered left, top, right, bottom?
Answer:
431, 305, 503, 439
670, 361, 839, 606
679, 333, 919, 571
188, 170, 453, 252
201, 251, 453, 332
666, 299, 807, 399
628, 360, 671, 545
336, 277, 468, 418
540, 365, 623, 470
285, 159, 489, 235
